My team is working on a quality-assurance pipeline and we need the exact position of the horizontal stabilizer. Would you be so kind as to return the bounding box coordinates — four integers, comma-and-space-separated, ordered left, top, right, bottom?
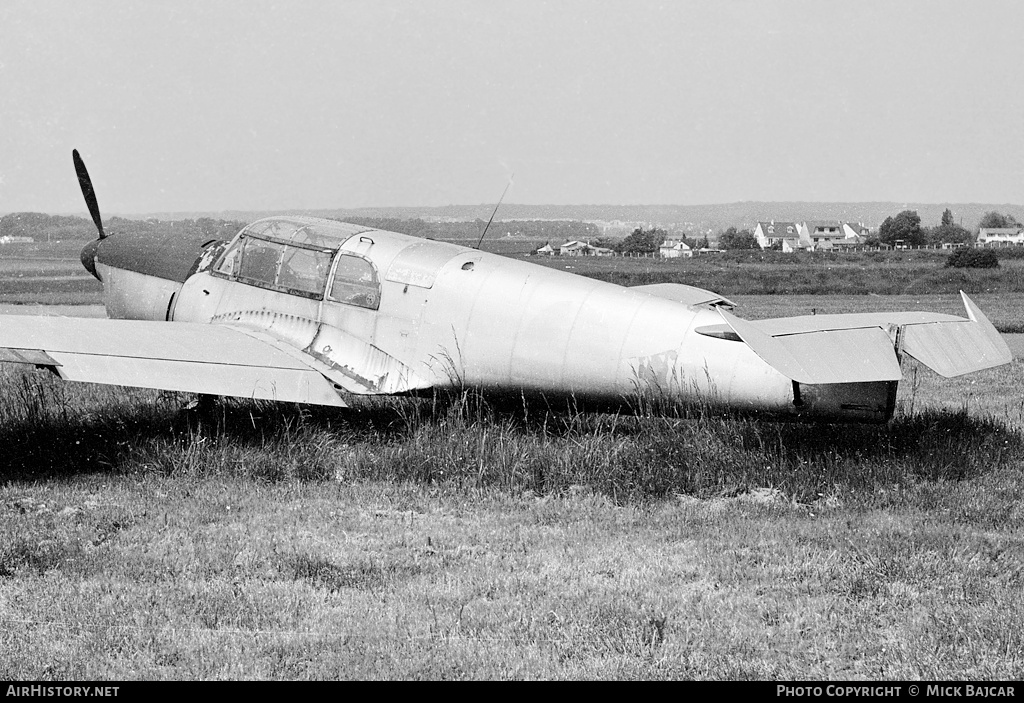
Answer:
631, 283, 736, 308
719, 292, 1011, 384
718, 309, 902, 384
900, 292, 1012, 376
752, 310, 963, 336
0, 315, 347, 406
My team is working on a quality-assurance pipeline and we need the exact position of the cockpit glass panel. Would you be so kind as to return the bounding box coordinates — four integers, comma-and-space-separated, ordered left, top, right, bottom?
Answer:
216, 235, 333, 299
278, 246, 334, 296
238, 239, 284, 286
213, 218, 386, 300
329, 254, 380, 310
243, 219, 293, 240
241, 217, 365, 249
214, 239, 242, 276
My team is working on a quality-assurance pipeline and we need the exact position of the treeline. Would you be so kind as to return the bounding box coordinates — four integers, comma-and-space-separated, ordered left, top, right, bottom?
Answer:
0, 213, 96, 240
3, 212, 602, 247
0, 213, 248, 242
877, 209, 1021, 247
596, 227, 710, 254
104, 217, 247, 241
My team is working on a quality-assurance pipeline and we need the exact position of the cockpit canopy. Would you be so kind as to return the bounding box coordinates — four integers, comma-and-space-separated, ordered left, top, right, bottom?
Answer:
241, 216, 371, 249
213, 216, 381, 307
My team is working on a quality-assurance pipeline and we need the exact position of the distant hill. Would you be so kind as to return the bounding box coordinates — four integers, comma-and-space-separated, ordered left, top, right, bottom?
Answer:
120, 202, 1024, 232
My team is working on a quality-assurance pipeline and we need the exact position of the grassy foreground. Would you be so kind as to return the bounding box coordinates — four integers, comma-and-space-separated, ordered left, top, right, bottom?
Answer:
1, 357, 1024, 680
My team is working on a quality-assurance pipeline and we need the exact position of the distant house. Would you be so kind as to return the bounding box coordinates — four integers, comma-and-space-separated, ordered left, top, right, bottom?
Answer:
659, 239, 693, 258
832, 236, 865, 249
780, 238, 803, 253
559, 240, 613, 257
756, 221, 871, 251
754, 221, 798, 249
559, 240, 591, 256
796, 221, 850, 250
0, 235, 33, 244
842, 222, 871, 239
977, 228, 1024, 247
535, 243, 556, 255
832, 223, 869, 249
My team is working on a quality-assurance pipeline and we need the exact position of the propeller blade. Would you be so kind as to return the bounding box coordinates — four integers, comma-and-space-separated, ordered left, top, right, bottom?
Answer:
72, 149, 106, 239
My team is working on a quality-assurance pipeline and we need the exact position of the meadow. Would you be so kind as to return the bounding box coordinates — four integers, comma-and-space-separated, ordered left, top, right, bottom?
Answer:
2, 362, 1024, 679
4, 237, 1022, 333
0, 245, 100, 306
1, 241, 1023, 679
530, 249, 1024, 299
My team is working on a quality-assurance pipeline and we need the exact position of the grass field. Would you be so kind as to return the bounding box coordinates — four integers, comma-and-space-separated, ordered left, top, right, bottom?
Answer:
2, 241, 1024, 679
0, 250, 101, 305
3, 243, 1024, 328
1, 356, 1023, 679
730, 294, 1024, 334
529, 251, 1024, 298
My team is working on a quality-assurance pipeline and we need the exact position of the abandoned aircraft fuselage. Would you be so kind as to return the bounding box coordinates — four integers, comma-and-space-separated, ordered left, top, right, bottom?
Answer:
77, 215, 906, 422
3, 151, 1008, 424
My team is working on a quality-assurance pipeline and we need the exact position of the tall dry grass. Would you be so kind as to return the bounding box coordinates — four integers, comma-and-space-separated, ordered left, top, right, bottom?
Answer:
2, 366, 1020, 505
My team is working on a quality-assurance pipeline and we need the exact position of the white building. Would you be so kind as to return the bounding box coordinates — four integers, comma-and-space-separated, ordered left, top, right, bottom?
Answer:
754, 221, 798, 249
756, 220, 870, 251
659, 239, 693, 258
559, 241, 613, 256
977, 228, 1024, 247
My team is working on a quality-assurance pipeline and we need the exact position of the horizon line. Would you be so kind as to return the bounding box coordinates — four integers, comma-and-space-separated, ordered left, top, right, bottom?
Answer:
5, 198, 1024, 220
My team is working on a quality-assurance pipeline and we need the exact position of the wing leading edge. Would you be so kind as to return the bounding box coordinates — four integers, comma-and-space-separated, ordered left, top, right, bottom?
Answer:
712, 292, 1011, 384
0, 315, 347, 407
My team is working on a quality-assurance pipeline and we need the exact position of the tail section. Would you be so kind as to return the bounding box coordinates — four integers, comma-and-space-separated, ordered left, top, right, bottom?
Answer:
703, 293, 1012, 423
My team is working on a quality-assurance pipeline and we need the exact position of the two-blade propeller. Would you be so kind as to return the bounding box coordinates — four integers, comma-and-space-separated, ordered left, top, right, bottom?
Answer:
73, 149, 106, 280
72, 149, 106, 240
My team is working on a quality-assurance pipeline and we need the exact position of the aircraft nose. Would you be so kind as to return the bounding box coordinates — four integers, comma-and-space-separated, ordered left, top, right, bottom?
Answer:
80, 239, 101, 281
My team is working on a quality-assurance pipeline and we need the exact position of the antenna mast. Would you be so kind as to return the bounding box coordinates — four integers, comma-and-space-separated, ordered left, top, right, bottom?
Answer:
475, 174, 514, 250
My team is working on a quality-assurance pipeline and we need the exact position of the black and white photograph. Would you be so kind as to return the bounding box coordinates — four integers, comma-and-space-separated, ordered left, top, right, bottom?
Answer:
1, 0, 1022, 683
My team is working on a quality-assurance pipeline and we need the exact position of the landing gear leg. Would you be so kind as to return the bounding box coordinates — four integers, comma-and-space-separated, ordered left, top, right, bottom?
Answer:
184, 393, 220, 433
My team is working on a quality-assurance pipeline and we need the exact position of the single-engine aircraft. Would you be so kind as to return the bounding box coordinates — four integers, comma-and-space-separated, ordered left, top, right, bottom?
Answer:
0, 151, 1012, 423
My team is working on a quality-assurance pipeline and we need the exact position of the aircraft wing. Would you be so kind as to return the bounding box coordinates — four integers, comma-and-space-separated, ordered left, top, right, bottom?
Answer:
708, 292, 1012, 384
0, 315, 348, 406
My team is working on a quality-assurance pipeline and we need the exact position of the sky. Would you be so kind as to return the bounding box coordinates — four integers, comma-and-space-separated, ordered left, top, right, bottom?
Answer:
1, 0, 1023, 215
